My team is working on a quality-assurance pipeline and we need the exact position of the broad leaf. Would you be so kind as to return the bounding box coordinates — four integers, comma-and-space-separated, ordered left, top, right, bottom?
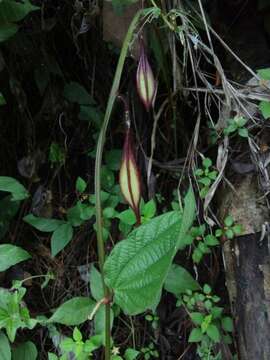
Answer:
0, 331, 11, 360
63, 82, 95, 105
94, 305, 114, 337
124, 348, 140, 360
104, 211, 182, 315
164, 264, 200, 295
177, 187, 196, 249
0, 177, 28, 201
23, 214, 64, 232
188, 328, 203, 343
0, 244, 31, 272
0, 0, 39, 23
259, 101, 270, 119
257, 67, 270, 80
0, 0, 39, 42
0, 24, 18, 42
48, 297, 95, 325
12, 341, 37, 360
89, 264, 103, 301
51, 223, 73, 257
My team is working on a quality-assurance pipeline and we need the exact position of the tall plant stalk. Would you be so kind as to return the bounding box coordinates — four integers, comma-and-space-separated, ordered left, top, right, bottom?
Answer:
94, 10, 144, 360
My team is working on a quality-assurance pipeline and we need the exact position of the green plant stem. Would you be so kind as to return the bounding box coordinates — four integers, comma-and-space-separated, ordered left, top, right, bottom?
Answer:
94, 10, 144, 360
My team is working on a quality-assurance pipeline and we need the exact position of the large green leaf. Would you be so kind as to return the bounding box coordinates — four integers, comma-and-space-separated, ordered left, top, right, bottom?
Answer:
89, 264, 103, 302
104, 211, 182, 315
12, 341, 37, 360
63, 82, 95, 105
47, 297, 95, 325
51, 223, 73, 257
0, 244, 31, 272
104, 187, 196, 315
0, 0, 39, 23
177, 187, 196, 249
164, 264, 200, 296
0, 23, 17, 42
0, 177, 28, 201
0, 0, 39, 42
0, 331, 11, 360
23, 214, 65, 232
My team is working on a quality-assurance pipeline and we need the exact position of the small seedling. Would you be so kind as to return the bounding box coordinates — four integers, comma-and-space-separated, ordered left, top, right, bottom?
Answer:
181, 285, 234, 360
195, 158, 218, 198
223, 115, 248, 138
145, 312, 159, 330
184, 224, 219, 264
215, 215, 243, 240
141, 343, 159, 360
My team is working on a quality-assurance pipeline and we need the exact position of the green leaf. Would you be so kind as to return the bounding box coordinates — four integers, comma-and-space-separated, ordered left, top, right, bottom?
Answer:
235, 116, 247, 127
84, 335, 103, 353
224, 216, 234, 227
90, 264, 103, 302
221, 317, 233, 332
67, 203, 84, 227
232, 224, 243, 236
73, 327, 82, 342
0, 23, 18, 42
201, 314, 212, 333
0, 244, 31, 271
198, 177, 211, 186
0, 177, 28, 201
206, 324, 220, 342
79, 105, 104, 127
63, 82, 94, 105
0, 0, 39, 23
76, 177, 87, 193
0, 92, 6, 105
203, 284, 211, 295
190, 312, 204, 326
211, 306, 223, 319
259, 101, 270, 119
204, 235, 219, 246
224, 123, 237, 135
202, 158, 212, 168
225, 229, 234, 239
48, 297, 95, 325
101, 166, 115, 191
142, 199, 156, 219
51, 223, 73, 257
124, 348, 140, 360
117, 209, 137, 225
12, 341, 37, 360
60, 338, 74, 353
104, 211, 182, 315
177, 187, 196, 249
164, 264, 200, 295
23, 214, 64, 232
238, 128, 249, 138
49, 142, 65, 165
94, 305, 114, 336
198, 242, 210, 254
192, 248, 203, 263
0, 331, 11, 360
48, 353, 58, 360
188, 328, 203, 343
257, 67, 270, 80
103, 207, 116, 219
105, 149, 122, 171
